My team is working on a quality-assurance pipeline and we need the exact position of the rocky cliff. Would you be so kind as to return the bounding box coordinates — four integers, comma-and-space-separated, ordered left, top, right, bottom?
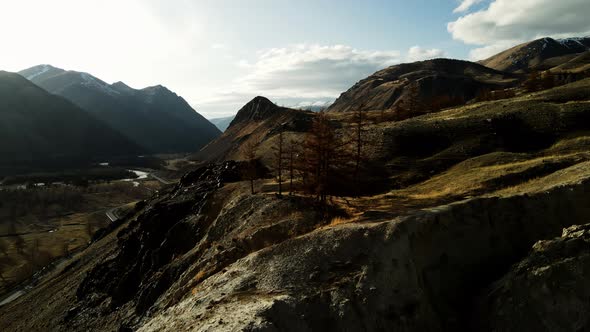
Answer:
1, 157, 590, 331
475, 223, 590, 331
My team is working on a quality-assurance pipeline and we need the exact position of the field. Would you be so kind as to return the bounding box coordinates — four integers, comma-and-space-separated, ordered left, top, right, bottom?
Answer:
0, 178, 164, 295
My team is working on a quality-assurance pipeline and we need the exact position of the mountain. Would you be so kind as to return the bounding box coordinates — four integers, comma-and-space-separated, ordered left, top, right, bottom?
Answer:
480, 37, 590, 73
0, 71, 142, 173
3, 78, 590, 331
19, 65, 221, 154
208, 115, 235, 132
192, 96, 314, 163
327, 58, 519, 116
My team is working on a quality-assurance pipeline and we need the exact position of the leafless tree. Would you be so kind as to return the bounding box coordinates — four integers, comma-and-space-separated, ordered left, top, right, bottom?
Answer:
298, 113, 344, 204
14, 235, 25, 255
243, 140, 258, 195
352, 105, 365, 189
285, 139, 300, 195
525, 70, 541, 92
273, 129, 286, 196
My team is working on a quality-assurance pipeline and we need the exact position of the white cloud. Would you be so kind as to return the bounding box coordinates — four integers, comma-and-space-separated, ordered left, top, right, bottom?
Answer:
233, 44, 402, 99
453, 0, 483, 13
407, 46, 445, 62
195, 43, 450, 116
448, 0, 590, 60
211, 43, 230, 50
467, 41, 517, 61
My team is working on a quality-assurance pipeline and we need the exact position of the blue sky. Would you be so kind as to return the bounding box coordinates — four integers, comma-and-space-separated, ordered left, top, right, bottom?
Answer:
192, 0, 472, 57
1, 0, 589, 117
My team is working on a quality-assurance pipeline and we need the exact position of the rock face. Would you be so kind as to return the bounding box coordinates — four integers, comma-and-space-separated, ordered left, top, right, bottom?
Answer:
327, 58, 518, 115
474, 223, 590, 332
139, 170, 590, 331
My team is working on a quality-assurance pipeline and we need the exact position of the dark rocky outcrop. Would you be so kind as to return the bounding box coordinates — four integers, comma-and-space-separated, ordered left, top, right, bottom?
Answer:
76, 162, 244, 314
474, 223, 590, 332
140, 167, 590, 331
229, 96, 287, 128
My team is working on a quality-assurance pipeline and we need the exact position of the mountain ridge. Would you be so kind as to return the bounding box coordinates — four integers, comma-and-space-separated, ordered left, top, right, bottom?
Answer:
0, 71, 143, 173
479, 36, 590, 73
19, 65, 221, 154
327, 58, 519, 115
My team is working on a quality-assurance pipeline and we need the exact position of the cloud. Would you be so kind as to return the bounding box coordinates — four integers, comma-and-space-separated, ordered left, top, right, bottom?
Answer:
234, 44, 402, 99
211, 43, 229, 50
196, 43, 449, 116
448, 0, 590, 60
407, 46, 445, 62
453, 0, 483, 13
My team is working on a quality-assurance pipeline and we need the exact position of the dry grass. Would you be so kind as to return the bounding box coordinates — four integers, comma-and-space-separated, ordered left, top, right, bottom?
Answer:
329, 216, 353, 226
0, 179, 164, 295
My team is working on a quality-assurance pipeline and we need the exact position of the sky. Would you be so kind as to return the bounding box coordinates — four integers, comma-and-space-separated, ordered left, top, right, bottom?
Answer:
1, 0, 589, 118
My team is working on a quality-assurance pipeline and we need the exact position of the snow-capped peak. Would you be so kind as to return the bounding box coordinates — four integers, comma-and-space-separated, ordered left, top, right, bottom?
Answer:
79, 72, 121, 96
556, 37, 590, 50
25, 64, 52, 80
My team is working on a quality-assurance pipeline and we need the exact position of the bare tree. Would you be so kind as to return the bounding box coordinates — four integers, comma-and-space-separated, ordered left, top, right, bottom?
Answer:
525, 70, 541, 92
0, 239, 7, 256
61, 242, 70, 257
14, 235, 25, 255
286, 139, 300, 195
29, 238, 40, 269
86, 221, 94, 240
540, 71, 555, 90
273, 129, 286, 196
299, 113, 343, 204
351, 105, 365, 190
406, 82, 424, 117
243, 140, 258, 195
0, 256, 14, 288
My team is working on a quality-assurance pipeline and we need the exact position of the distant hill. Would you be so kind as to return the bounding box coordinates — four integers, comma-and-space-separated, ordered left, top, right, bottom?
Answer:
0, 71, 142, 173
193, 96, 314, 163
480, 37, 590, 73
327, 58, 519, 115
208, 115, 235, 132
19, 65, 221, 154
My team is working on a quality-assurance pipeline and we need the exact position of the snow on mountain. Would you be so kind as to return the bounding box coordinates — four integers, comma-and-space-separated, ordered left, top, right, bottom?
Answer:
25, 64, 52, 80
79, 72, 120, 96
557, 37, 590, 50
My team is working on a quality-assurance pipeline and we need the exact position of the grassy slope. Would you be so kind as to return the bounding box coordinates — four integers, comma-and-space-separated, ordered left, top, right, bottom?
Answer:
331, 79, 590, 218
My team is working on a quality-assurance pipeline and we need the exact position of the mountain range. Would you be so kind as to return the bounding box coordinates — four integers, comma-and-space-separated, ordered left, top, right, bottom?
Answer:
2, 36, 590, 331
0, 71, 142, 174
480, 36, 590, 73
19, 65, 221, 154
326, 58, 519, 115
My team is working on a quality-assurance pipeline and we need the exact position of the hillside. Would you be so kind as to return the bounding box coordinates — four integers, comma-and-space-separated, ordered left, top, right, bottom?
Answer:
0, 71, 142, 174
192, 96, 314, 163
327, 58, 519, 116
19, 65, 221, 154
2, 76, 590, 331
480, 37, 590, 73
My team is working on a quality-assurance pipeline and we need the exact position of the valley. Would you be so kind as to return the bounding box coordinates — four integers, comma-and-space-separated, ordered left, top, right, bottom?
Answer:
0, 6, 589, 328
